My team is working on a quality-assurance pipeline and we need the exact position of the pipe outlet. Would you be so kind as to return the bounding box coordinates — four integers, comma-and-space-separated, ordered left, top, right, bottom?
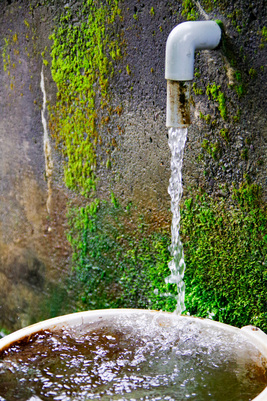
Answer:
165, 21, 221, 81
166, 80, 191, 128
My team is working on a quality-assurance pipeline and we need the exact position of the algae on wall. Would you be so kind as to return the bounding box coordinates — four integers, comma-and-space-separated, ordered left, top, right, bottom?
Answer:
47, 0, 266, 331
46, 0, 177, 314
181, 182, 267, 332
49, 0, 124, 197
0, 0, 265, 332
67, 198, 177, 312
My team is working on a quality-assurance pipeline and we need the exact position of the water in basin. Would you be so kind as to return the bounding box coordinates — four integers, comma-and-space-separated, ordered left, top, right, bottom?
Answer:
0, 313, 266, 400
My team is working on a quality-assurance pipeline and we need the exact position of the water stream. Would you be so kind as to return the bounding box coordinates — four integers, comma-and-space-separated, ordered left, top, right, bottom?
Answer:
166, 127, 188, 314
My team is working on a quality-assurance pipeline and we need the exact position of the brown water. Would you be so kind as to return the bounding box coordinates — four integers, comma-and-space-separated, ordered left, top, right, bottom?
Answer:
0, 314, 266, 401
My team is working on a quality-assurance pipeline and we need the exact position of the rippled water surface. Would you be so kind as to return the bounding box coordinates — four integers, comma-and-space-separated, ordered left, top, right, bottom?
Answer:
0, 314, 266, 401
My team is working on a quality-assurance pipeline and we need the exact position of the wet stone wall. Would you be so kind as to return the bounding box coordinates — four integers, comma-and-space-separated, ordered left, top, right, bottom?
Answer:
0, 0, 266, 332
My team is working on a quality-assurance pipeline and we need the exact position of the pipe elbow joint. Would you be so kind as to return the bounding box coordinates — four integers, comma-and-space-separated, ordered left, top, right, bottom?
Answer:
165, 21, 221, 81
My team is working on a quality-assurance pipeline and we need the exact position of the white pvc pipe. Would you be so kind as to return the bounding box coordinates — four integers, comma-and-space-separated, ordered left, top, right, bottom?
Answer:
165, 21, 221, 81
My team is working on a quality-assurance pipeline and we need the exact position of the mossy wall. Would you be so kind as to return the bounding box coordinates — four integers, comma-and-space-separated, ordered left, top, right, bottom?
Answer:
0, 0, 266, 332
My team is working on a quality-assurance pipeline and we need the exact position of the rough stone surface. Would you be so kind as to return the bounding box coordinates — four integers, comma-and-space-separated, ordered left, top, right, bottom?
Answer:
0, 1, 72, 331
0, 0, 266, 331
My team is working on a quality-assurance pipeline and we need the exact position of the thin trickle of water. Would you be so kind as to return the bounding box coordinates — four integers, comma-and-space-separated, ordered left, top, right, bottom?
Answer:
166, 127, 188, 314
40, 66, 53, 213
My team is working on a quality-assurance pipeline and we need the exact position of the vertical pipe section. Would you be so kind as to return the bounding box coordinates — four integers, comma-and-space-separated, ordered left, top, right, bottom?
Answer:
166, 80, 191, 128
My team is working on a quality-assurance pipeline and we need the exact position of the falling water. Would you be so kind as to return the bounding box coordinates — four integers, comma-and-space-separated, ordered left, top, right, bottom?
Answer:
165, 127, 187, 314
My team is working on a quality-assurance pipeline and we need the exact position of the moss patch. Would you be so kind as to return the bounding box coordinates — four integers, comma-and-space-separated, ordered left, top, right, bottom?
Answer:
1, 31, 20, 91
49, 0, 123, 196
206, 83, 227, 120
181, 182, 267, 332
181, 0, 198, 21
67, 198, 177, 312
64, 181, 267, 333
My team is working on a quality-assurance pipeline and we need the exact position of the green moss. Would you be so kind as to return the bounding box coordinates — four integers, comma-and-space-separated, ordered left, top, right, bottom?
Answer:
24, 19, 30, 28
66, 182, 267, 332
49, 0, 123, 196
181, 0, 198, 21
249, 68, 257, 79
41, 46, 49, 66
261, 26, 267, 40
106, 158, 111, 169
206, 83, 227, 120
67, 198, 177, 312
219, 128, 229, 142
233, 70, 245, 97
149, 7, 155, 16
41, 0, 266, 336
181, 182, 267, 332
192, 82, 203, 96
12, 33, 18, 43
2, 38, 9, 72
2, 32, 20, 91
201, 139, 221, 160
39, 280, 74, 322
126, 64, 131, 75
0, 327, 10, 338
234, 83, 244, 97
217, 92, 227, 119
259, 26, 267, 49
201, 0, 218, 13
199, 111, 211, 124
227, 9, 243, 33
233, 108, 241, 122
240, 147, 249, 160
215, 19, 223, 30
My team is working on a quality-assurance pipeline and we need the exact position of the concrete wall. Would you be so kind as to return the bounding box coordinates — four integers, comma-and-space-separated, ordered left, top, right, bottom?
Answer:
0, 0, 266, 331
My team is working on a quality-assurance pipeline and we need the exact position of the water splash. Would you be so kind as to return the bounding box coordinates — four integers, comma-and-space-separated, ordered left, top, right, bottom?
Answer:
1, 313, 266, 400
165, 127, 187, 314
40, 66, 53, 213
